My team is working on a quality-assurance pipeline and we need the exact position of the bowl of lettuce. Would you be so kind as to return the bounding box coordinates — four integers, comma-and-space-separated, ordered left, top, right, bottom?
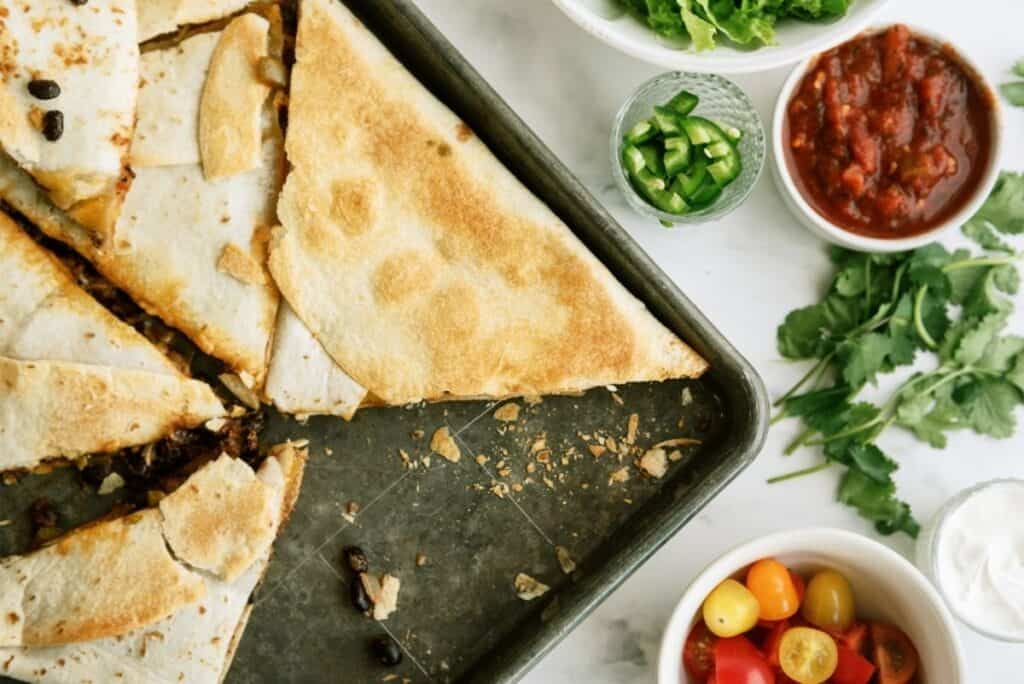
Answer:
550, 0, 891, 73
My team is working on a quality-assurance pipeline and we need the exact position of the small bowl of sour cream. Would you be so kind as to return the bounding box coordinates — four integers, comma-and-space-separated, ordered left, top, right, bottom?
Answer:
917, 479, 1024, 642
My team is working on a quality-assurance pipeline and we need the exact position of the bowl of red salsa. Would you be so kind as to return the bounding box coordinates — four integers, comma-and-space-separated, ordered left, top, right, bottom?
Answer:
772, 24, 1003, 252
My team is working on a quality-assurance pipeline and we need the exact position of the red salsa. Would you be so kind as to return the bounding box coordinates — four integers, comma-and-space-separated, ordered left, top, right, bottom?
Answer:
786, 25, 994, 239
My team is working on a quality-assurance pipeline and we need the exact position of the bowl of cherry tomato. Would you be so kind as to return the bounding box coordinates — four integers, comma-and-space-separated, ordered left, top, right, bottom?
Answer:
658, 527, 965, 684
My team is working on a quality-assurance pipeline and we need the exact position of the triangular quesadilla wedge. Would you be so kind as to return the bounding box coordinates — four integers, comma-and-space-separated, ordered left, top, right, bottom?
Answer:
268, 0, 708, 406
0, 441, 306, 684
137, 0, 253, 42
264, 302, 368, 419
0, 211, 224, 473
0, 13, 283, 389
0, 0, 138, 237
0, 211, 179, 376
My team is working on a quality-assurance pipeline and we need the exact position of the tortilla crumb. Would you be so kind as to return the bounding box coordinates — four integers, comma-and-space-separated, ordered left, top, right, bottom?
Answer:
611, 392, 624, 406
493, 402, 520, 422
429, 427, 461, 463
588, 444, 607, 458
638, 448, 669, 479
530, 437, 547, 454
490, 482, 510, 498
668, 449, 684, 462
372, 574, 401, 620
524, 395, 543, 406
216, 243, 266, 285
681, 387, 694, 406
97, 472, 125, 496
625, 413, 639, 444
475, 454, 489, 465
608, 467, 630, 485
415, 553, 428, 567
555, 546, 576, 575
410, 429, 424, 440
514, 573, 550, 601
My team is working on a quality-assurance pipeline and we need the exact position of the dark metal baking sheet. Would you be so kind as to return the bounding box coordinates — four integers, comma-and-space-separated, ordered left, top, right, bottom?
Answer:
0, 1, 768, 682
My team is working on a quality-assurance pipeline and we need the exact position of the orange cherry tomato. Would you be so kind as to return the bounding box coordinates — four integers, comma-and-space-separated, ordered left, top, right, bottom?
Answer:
790, 569, 806, 604
746, 558, 800, 621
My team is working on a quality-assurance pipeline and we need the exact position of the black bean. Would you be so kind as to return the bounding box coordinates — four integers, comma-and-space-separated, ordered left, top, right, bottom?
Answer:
343, 546, 369, 574
68, 0, 88, 5
371, 636, 402, 667
28, 499, 58, 529
27, 79, 60, 100
350, 578, 371, 613
42, 111, 63, 142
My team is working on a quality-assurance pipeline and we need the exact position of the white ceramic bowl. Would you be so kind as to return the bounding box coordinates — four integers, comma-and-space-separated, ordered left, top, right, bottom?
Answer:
657, 527, 965, 684
771, 24, 1005, 253
550, 0, 891, 74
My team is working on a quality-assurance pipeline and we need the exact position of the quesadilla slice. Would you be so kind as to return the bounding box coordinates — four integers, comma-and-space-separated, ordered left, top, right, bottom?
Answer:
0, 441, 306, 684
264, 302, 368, 419
0, 211, 224, 473
0, 0, 138, 237
0, 13, 283, 388
268, 0, 708, 406
137, 0, 253, 42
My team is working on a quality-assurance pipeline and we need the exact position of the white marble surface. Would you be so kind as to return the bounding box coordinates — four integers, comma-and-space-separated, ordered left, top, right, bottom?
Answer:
410, 1, 1024, 681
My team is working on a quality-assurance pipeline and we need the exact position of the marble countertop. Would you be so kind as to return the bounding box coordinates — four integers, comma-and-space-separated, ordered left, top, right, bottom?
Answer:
410, 1, 1024, 681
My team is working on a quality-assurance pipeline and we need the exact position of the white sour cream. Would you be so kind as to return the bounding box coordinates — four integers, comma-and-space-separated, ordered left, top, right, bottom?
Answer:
935, 480, 1024, 640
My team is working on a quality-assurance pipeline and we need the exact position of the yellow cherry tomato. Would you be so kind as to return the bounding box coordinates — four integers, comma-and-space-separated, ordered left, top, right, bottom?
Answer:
746, 558, 800, 620
801, 569, 856, 633
779, 627, 839, 684
702, 578, 760, 637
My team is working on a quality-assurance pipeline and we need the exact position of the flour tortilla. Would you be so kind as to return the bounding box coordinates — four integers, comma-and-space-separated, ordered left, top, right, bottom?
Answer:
0, 212, 181, 376
0, 443, 306, 683
198, 13, 271, 180
264, 302, 367, 419
132, 31, 220, 168
269, 0, 708, 406
0, 357, 225, 472
137, 0, 253, 41
0, 0, 137, 236
0, 23, 284, 386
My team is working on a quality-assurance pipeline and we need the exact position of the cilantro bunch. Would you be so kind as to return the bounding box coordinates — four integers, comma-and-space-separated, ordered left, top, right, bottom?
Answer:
771, 172, 1024, 537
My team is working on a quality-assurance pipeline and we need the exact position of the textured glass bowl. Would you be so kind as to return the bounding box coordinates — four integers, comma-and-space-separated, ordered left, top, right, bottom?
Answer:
611, 72, 765, 226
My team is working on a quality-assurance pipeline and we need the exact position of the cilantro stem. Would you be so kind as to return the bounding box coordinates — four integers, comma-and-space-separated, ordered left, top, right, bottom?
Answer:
942, 254, 1022, 273
767, 461, 831, 484
913, 285, 938, 348
805, 415, 893, 447
773, 352, 835, 408
784, 426, 818, 455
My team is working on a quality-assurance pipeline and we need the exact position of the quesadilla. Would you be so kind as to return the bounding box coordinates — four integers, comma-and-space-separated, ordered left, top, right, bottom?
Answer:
0, 212, 224, 473
0, 13, 283, 388
137, 0, 252, 42
0, 0, 138, 237
0, 441, 306, 684
264, 302, 368, 419
269, 0, 708, 406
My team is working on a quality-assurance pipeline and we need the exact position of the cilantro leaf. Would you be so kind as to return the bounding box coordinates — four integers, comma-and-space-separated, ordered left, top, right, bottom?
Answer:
1001, 82, 1024, 107
838, 469, 920, 537
1007, 353, 1024, 394
837, 333, 892, 387
977, 335, 1024, 373
965, 172, 1024, 235
778, 303, 830, 359
1015, 60, 1024, 78
954, 312, 1009, 366
955, 379, 1021, 438
963, 220, 1014, 253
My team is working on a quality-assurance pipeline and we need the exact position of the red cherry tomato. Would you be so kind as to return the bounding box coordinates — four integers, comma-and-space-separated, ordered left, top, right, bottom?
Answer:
836, 622, 868, 652
832, 644, 876, 684
761, 619, 790, 668
871, 623, 919, 684
706, 674, 718, 684
684, 622, 718, 679
712, 636, 775, 684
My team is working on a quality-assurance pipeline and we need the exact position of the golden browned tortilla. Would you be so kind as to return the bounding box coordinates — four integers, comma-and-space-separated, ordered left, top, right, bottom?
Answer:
0, 442, 306, 682
269, 0, 708, 406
